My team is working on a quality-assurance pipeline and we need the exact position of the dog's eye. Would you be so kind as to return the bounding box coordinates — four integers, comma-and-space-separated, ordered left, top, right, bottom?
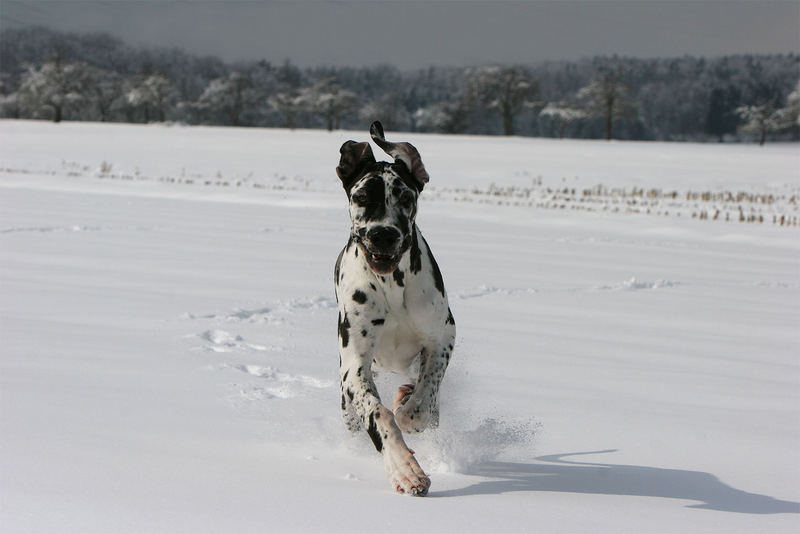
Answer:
352, 192, 368, 205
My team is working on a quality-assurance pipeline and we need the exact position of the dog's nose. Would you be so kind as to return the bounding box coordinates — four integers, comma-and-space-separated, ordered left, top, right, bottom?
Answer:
366, 226, 401, 251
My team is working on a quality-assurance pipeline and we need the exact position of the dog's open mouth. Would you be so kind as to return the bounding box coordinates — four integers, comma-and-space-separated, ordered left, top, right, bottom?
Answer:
364, 249, 400, 274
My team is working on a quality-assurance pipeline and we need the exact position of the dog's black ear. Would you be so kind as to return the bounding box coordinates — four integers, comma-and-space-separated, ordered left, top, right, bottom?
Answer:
336, 140, 375, 192
369, 121, 429, 191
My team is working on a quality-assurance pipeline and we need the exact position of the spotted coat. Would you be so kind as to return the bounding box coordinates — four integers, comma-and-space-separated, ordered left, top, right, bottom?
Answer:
333, 123, 455, 496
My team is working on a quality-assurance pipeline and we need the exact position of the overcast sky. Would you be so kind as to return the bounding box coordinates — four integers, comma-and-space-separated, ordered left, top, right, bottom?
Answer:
2, 1, 799, 69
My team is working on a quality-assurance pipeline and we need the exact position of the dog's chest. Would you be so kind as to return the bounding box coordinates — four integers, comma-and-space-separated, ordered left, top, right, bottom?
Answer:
345, 255, 422, 373
374, 273, 406, 315
370, 263, 433, 373
371, 311, 418, 375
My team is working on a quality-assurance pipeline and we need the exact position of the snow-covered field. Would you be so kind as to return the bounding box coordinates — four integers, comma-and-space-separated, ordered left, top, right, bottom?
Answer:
1, 120, 798, 533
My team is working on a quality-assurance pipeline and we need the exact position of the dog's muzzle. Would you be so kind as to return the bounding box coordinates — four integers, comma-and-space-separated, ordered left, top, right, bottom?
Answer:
359, 226, 404, 274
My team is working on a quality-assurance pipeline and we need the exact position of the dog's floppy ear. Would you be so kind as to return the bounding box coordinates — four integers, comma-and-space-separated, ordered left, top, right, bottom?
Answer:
369, 121, 429, 191
336, 140, 375, 192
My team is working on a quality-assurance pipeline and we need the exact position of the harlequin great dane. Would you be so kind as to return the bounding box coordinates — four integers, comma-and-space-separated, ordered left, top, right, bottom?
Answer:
334, 122, 455, 496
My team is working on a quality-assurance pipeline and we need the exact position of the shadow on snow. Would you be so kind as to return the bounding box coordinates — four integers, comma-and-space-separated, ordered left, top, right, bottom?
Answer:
433, 450, 800, 514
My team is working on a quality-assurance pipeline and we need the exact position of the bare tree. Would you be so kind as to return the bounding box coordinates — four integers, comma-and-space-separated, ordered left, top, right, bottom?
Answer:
196, 72, 258, 126
298, 77, 358, 131
17, 62, 91, 122
360, 92, 407, 131
736, 103, 785, 145
268, 89, 303, 129
778, 80, 800, 131
88, 67, 122, 122
539, 101, 587, 138
468, 66, 538, 135
578, 70, 637, 140
126, 74, 173, 122
413, 100, 469, 134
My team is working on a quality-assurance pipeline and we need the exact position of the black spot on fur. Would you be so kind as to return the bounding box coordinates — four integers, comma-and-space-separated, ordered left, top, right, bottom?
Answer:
391, 160, 424, 193
343, 369, 350, 382
370, 283, 376, 291
422, 235, 445, 297
361, 329, 367, 337
393, 268, 405, 287
367, 412, 383, 453
397, 213, 410, 238
338, 312, 350, 348
334, 242, 348, 288
346, 388, 354, 401
357, 366, 363, 377
446, 308, 455, 325
341, 394, 346, 410
371, 318, 385, 325
352, 290, 367, 304
358, 177, 386, 222
409, 227, 422, 273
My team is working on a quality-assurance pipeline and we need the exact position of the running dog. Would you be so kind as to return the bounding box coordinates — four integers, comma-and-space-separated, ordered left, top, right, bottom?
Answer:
334, 122, 455, 495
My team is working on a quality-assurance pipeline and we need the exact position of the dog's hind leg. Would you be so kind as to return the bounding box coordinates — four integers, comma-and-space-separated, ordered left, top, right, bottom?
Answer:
394, 322, 455, 433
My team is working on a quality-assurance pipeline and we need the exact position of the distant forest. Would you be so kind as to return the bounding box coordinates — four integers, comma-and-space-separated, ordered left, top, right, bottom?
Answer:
1, 27, 798, 143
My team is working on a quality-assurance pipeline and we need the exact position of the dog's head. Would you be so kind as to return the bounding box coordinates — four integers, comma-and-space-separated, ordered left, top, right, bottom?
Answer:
336, 121, 430, 275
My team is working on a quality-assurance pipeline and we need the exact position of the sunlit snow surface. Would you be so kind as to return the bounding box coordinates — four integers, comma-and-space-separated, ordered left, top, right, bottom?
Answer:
1, 121, 798, 533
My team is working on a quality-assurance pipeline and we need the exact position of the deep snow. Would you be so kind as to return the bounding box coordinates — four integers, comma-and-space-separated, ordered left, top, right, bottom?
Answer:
1, 120, 798, 533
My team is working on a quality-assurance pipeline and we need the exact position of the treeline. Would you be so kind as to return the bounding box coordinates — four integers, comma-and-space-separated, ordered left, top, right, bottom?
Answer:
1, 26, 798, 143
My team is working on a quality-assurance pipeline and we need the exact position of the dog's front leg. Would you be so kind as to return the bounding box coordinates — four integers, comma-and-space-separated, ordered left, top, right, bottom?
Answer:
394, 323, 456, 433
338, 313, 430, 495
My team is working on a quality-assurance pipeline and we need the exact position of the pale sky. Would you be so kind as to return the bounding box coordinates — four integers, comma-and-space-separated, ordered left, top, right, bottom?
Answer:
2, 1, 799, 68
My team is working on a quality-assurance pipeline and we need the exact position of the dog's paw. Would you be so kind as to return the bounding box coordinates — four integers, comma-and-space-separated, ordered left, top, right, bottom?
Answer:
384, 446, 430, 496
393, 384, 430, 433
394, 406, 424, 433
394, 397, 431, 434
